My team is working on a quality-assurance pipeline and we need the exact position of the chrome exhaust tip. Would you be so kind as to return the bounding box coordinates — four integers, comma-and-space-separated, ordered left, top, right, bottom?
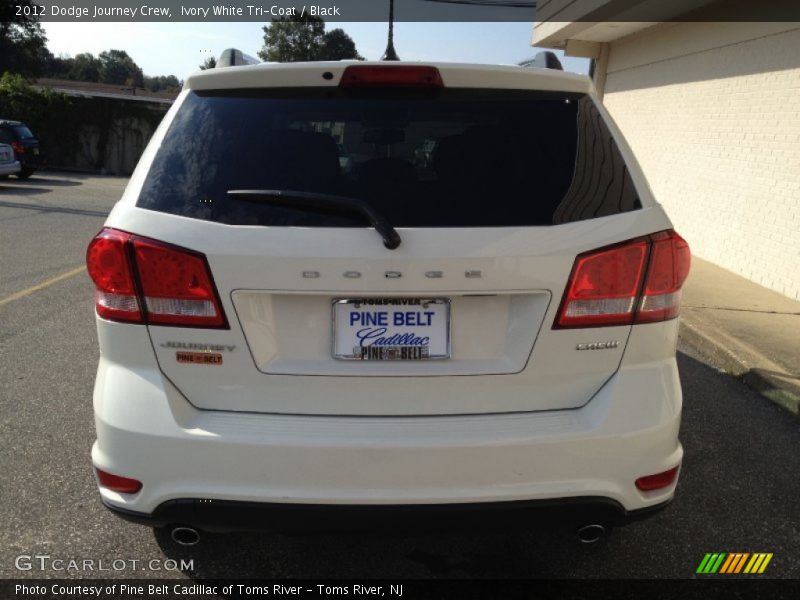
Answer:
170, 526, 200, 546
577, 524, 606, 544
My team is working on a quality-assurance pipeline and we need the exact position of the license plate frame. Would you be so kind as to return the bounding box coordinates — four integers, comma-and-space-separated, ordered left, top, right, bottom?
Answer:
332, 298, 451, 361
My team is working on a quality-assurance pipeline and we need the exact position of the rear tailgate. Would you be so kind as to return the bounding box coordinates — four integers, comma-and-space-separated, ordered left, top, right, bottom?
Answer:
0, 144, 13, 164
22, 139, 41, 165
113, 208, 671, 416
12, 124, 41, 166
107, 63, 671, 416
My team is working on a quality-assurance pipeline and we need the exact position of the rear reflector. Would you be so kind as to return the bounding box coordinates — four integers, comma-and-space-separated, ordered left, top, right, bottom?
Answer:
555, 230, 690, 328
95, 468, 142, 494
340, 65, 444, 89
86, 228, 227, 328
635, 466, 680, 491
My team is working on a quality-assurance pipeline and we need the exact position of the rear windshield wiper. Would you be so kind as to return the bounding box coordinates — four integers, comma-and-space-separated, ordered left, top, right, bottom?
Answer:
227, 189, 401, 250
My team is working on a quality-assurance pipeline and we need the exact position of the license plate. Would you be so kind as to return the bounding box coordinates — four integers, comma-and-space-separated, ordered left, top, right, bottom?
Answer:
333, 298, 450, 360
33, 148, 39, 155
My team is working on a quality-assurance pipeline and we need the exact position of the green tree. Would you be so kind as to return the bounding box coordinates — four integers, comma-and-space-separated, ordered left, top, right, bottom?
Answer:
199, 56, 216, 70
98, 49, 144, 87
69, 53, 102, 82
0, 1, 49, 77
259, 15, 325, 62
45, 53, 74, 79
321, 29, 364, 61
258, 15, 362, 62
143, 74, 181, 92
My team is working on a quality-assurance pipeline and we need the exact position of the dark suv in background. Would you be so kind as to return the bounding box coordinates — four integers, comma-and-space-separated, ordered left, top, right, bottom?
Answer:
0, 120, 42, 179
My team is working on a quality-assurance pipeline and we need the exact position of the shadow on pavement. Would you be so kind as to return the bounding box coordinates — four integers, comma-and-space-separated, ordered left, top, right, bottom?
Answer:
5, 173, 86, 187
0, 184, 54, 196
0, 199, 109, 218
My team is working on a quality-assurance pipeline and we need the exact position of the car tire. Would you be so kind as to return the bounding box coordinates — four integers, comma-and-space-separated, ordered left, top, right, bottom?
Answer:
17, 168, 34, 179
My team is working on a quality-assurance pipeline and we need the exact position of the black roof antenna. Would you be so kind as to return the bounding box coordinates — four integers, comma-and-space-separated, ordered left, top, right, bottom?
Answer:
381, 0, 400, 61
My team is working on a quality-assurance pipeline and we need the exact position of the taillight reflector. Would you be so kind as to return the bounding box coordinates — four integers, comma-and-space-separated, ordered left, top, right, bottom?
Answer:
340, 65, 443, 89
555, 230, 690, 328
635, 466, 680, 491
86, 228, 227, 328
95, 468, 142, 494
11, 140, 25, 154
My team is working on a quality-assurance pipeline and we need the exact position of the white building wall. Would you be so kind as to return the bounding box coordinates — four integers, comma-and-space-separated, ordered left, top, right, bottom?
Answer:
602, 22, 800, 299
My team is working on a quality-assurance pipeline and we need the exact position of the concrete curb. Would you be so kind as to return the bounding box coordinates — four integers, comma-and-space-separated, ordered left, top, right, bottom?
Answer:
679, 317, 800, 417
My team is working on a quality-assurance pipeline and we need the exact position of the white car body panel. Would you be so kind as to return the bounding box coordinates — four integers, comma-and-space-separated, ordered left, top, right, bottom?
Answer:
0, 143, 21, 176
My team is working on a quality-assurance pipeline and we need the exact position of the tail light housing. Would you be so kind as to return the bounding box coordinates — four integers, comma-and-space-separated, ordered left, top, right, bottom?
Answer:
11, 140, 25, 155
636, 231, 691, 323
85, 229, 141, 322
555, 230, 690, 328
86, 228, 227, 328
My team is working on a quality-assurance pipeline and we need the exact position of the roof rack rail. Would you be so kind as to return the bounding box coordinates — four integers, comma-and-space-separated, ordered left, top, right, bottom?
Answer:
217, 48, 260, 68
519, 51, 564, 71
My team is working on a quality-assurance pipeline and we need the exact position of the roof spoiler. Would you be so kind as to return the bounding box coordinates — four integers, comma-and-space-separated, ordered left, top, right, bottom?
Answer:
519, 51, 564, 71
217, 48, 260, 68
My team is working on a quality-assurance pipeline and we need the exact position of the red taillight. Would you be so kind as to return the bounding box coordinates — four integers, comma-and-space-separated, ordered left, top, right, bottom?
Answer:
555, 230, 691, 328
340, 65, 444, 89
556, 238, 649, 328
86, 229, 142, 323
86, 228, 227, 328
635, 466, 680, 491
95, 468, 142, 494
133, 237, 226, 327
636, 231, 691, 323
11, 140, 25, 154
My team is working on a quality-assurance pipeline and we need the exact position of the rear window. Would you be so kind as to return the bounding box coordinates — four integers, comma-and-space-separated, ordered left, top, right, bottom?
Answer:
12, 125, 35, 140
137, 88, 640, 227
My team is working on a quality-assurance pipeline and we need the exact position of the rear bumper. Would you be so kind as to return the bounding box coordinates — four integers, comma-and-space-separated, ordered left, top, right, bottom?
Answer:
92, 322, 683, 523
0, 160, 20, 176
103, 496, 672, 533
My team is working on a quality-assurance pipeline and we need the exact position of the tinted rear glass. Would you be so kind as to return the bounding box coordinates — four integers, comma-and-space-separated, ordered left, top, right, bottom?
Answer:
12, 125, 35, 140
137, 88, 640, 227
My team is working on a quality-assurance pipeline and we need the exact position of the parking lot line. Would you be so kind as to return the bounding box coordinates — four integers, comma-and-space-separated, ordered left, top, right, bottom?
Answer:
0, 266, 86, 307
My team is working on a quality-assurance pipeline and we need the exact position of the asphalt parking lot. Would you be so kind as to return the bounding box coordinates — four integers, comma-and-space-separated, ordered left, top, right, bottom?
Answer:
1, 172, 799, 580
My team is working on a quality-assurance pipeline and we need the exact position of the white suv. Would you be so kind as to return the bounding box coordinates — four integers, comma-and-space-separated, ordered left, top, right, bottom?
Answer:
87, 61, 690, 543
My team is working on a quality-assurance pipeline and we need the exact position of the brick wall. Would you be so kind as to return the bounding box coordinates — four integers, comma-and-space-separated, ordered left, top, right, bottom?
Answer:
602, 22, 800, 300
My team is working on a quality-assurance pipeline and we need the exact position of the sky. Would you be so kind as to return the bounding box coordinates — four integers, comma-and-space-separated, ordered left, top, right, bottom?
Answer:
42, 21, 590, 79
